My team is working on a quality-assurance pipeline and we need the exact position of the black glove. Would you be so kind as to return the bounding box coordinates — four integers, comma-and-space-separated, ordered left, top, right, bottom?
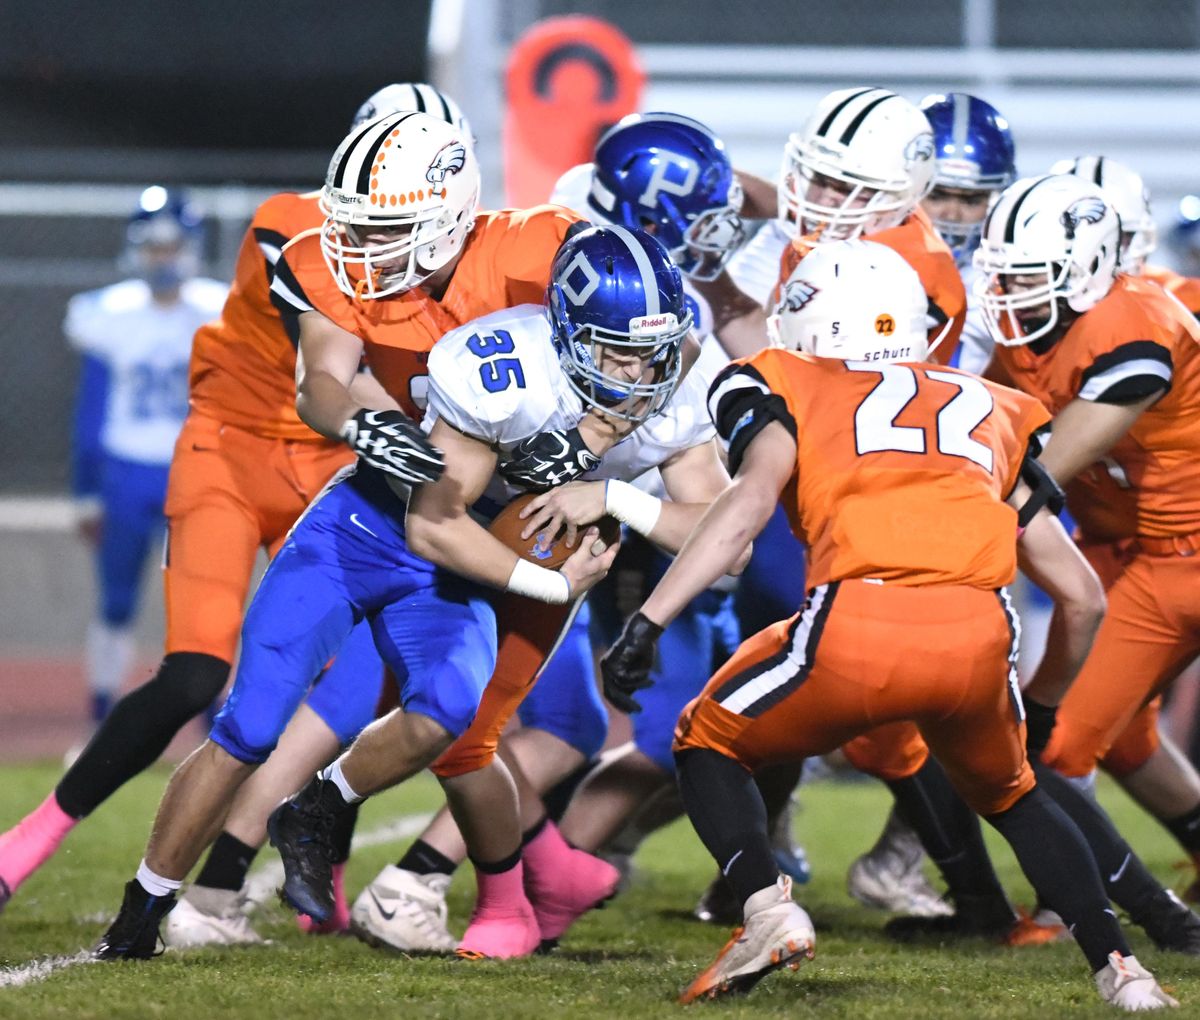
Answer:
1024, 698, 1058, 759
499, 427, 600, 492
341, 409, 444, 485
601, 611, 663, 714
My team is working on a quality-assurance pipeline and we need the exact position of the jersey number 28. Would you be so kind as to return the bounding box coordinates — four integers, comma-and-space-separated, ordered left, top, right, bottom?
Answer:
850, 363, 995, 473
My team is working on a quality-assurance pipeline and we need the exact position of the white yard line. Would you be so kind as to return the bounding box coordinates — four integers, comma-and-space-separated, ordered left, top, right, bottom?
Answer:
1, 809, 432, 990
0, 951, 94, 989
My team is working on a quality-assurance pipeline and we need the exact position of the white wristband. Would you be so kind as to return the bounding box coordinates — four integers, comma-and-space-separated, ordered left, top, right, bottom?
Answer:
505, 558, 572, 604
604, 479, 663, 537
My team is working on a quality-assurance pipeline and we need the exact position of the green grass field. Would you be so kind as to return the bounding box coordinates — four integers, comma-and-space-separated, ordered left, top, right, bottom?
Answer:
1, 762, 1199, 1018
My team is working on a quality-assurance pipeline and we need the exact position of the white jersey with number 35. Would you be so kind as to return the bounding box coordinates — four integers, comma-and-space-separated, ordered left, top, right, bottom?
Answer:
422, 304, 715, 505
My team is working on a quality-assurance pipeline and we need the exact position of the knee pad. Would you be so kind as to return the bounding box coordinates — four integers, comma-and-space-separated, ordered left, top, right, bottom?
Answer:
153, 652, 231, 719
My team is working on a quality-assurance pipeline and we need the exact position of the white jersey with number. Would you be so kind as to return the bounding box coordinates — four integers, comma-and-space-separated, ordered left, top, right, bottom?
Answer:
65, 277, 227, 464
423, 304, 715, 507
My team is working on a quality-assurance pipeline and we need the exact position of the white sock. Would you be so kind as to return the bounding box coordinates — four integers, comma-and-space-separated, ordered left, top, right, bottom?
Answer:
136, 859, 182, 898
86, 620, 135, 696
320, 758, 363, 804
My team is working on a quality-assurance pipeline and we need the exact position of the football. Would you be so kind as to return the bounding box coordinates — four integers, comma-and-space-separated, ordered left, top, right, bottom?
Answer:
488, 492, 622, 570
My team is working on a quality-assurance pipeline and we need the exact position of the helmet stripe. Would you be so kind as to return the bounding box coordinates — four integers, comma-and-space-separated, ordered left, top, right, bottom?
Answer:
355, 112, 421, 196
1003, 176, 1051, 243
411, 83, 428, 114
333, 119, 391, 190
837, 92, 897, 145
951, 93, 971, 151
609, 224, 661, 315
815, 87, 877, 138
1094, 155, 1105, 187
433, 87, 453, 125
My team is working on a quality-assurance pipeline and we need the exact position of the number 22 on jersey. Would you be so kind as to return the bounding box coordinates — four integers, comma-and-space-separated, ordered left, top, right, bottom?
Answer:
849, 363, 995, 472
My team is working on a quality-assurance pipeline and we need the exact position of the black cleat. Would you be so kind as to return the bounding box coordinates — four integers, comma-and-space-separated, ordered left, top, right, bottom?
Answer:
267, 777, 346, 924
93, 880, 176, 960
884, 893, 1017, 943
1135, 888, 1200, 955
0, 876, 11, 915
693, 871, 742, 926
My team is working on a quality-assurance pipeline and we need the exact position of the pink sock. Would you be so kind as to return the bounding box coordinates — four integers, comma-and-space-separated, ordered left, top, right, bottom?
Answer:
0, 792, 78, 892
457, 860, 540, 959
297, 862, 349, 934
522, 820, 575, 874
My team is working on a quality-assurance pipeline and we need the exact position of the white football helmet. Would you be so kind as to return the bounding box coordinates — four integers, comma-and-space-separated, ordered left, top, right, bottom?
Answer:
351, 82, 474, 141
1049, 155, 1157, 272
320, 110, 480, 300
768, 240, 929, 363
778, 87, 936, 243
974, 174, 1120, 347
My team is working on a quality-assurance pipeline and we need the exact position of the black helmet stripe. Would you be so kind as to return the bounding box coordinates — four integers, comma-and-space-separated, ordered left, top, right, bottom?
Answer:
1003, 176, 1051, 243
333, 119, 392, 191
838, 93, 897, 145
435, 88, 452, 125
355, 112, 421, 196
412, 83, 427, 114
815, 87, 878, 138
1094, 155, 1105, 186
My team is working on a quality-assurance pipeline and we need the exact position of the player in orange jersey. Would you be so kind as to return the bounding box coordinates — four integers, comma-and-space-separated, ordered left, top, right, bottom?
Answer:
693, 87, 973, 924
92, 110, 623, 962
603, 240, 1175, 1011
0, 84, 470, 919
977, 171, 1200, 902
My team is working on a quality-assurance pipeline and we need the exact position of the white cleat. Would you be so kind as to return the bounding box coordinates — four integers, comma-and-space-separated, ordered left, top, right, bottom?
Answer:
847, 850, 952, 917
349, 865, 457, 953
680, 876, 815, 1003
163, 886, 265, 948
1095, 952, 1178, 1011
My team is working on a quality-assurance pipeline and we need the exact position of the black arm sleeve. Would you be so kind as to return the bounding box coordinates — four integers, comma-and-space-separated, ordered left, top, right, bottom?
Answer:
707, 363, 797, 475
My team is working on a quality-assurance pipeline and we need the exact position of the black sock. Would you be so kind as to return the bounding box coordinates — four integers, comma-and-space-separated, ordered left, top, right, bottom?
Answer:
56, 653, 230, 818
470, 848, 521, 875
397, 838, 459, 877
521, 815, 549, 846
887, 757, 1011, 917
676, 747, 778, 906
194, 832, 259, 892
1033, 761, 1164, 917
755, 760, 805, 828
988, 786, 1130, 972
1163, 801, 1200, 855
330, 801, 359, 866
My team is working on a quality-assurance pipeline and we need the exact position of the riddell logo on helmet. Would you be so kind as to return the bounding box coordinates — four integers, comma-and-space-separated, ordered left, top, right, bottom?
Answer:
630, 313, 677, 335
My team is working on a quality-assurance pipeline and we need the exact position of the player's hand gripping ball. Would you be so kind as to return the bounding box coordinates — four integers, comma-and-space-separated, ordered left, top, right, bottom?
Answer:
488, 492, 620, 569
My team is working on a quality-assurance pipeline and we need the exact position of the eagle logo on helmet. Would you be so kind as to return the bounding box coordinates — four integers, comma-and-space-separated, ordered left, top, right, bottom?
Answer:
903, 133, 935, 164
1060, 197, 1108, 239
781, 279, 820, 313
426, 141, 467, 184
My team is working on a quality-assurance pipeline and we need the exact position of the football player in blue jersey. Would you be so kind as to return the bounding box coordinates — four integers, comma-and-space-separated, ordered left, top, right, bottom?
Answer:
68, 188, 226, 733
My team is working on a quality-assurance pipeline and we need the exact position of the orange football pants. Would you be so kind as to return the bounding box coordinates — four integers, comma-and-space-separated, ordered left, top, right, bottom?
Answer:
674, 580, 1035, 818
431, 595, 573, 777
1043, 536, 1200, 778
163, 412, 353, 661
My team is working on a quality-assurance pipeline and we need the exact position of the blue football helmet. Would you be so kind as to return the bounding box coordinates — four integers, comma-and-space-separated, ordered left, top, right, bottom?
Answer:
919, 94, 1016, 266
122, 186, 204, 293
547, 225, 693, 423
587, 113, 745, 281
